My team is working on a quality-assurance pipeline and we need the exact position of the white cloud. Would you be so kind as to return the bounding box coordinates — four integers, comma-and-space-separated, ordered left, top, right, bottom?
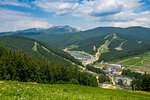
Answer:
0, 0, 30, 8
33, 0, 132, 16
1, 0, 150, 30
33, 0, 150, 28
0, 8, 52, 32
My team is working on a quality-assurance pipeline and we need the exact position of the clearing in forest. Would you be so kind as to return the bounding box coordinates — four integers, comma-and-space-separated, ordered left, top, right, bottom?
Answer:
32, 42, 38, 51
115, 40, 127, 51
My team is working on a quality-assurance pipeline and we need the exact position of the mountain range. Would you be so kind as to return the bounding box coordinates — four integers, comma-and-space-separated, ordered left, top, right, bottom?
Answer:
1, 25, 150, 62
0, 25, 80, 36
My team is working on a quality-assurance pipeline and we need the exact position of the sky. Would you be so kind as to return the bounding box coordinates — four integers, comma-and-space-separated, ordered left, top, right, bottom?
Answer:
0, 0, 150, 32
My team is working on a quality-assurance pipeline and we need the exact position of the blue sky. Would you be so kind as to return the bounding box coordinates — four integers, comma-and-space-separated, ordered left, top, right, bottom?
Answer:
0, 0, 150, 32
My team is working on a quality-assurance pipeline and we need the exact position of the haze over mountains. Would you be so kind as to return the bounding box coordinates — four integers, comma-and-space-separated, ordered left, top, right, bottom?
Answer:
0, 25, 80, 36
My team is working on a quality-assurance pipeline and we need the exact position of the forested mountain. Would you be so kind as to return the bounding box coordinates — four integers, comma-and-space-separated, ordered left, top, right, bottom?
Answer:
0, 46, 97, 86
99, 44, 150, 61
0, 25, 80, 36
70, 33, 149, 55
67, 33, 150, 62
0, 26, 150, 49
28, 26, 150, 48
0, 36, 82, 66
0, 26, 150, 62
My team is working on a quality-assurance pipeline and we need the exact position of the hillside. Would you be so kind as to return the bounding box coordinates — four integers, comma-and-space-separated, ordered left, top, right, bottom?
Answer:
1, 81, 150, 100
1, 27, 150, 67
65, 33, 150, 67
0, 36, 82, 66
0, 25, 80, 36
109, 51, 150, 73
0, 26, 150, 49
0, 46, 97, 86
69, 33, 149, 55
29, 26, 150, 48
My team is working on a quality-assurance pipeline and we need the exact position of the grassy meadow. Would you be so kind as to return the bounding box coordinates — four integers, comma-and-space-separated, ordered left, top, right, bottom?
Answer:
1, 81, 150, 100
109, 51, 150, 72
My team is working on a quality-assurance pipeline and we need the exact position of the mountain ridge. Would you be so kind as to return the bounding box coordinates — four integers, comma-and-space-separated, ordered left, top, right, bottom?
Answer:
0, 25, 81, 35
0, 35, 82, 66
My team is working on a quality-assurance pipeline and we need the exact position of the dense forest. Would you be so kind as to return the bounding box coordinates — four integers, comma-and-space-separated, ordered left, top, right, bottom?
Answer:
0, 36, 82, 66
86, 65, 110, 83
122, 69, 142, 79
70, 33, 148, 55
131, 74, 150, 91
70, 35, 106, 55
38, 41, 82, 66
99, 44, 150, 61
98, 74, 110, 83
26, 26, 150, 48
0, 46, 98, 87
86, 65, 106, 75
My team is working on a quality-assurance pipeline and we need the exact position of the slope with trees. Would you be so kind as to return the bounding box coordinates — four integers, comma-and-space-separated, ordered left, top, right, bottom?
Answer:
0, 45, 97, 86
0, 36, 82, 66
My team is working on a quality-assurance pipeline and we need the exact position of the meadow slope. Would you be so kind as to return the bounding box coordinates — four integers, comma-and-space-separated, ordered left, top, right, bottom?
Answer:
1, 81, 150, 100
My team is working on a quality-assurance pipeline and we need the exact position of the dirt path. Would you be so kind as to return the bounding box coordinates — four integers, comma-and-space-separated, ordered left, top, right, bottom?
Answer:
115, 40, 127, 51
141, 57, 150, 64
95, 34, 117, 61
82, 34, 117, 66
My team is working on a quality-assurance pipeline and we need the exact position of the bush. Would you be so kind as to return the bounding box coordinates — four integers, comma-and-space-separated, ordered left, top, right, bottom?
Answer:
70, 79, 79, 85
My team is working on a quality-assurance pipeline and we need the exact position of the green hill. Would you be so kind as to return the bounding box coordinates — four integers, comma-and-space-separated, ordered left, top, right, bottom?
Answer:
69, 33, 149, 55
0, 45, 97, 86
1, 26, 150, 49
67, 33, 150, 65
109, 51, 150, 73
1, 81, 150, 100
0, 36, 82, 66
28, 26, 150, 49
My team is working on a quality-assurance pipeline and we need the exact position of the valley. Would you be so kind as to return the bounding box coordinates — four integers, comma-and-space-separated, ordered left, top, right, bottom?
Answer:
63, 32, 150, 88
1, 26, 150, 99
65, 33, 145, 67
1, 0, 150, 99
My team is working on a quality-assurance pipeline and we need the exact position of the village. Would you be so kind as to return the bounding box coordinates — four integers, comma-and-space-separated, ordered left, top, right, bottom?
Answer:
102, 64, 133, 89
70, 53, 133, 89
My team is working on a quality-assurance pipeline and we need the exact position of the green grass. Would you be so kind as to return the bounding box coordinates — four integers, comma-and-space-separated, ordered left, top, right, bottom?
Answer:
67, 50, 93, 57
98, 40, 110, 54
1, 81, 150, 100
68, 44, 79, 49
115, 40, 127, 51
103, 40, 110, 53
109, 51, 150, 71
32, 42, 37, 51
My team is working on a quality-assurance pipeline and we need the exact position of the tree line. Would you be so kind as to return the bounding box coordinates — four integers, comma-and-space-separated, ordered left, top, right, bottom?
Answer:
86, 65, 106, 75
0, 36, 82, 67
98, 74, 110, 83
99, 44, 150, 61
122, 69, 142, 79
131, 74, 150, 91
0, 46, 98, 87
86, 65, 110, 83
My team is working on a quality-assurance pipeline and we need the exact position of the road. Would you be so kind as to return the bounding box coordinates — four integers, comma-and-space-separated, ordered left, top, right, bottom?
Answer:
83, 34, 117, 66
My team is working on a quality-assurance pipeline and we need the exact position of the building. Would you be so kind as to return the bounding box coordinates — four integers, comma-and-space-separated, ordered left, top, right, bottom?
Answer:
103, 64, 124, 77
